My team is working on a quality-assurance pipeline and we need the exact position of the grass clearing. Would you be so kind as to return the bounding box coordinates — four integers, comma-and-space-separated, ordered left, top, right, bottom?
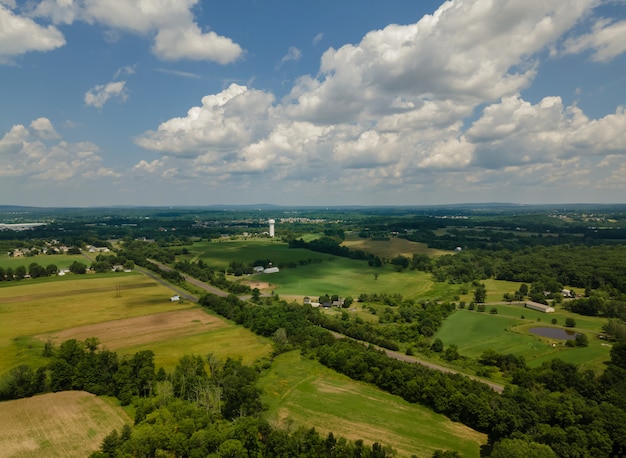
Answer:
259, 351, 486, 458
0, 391, 131, 458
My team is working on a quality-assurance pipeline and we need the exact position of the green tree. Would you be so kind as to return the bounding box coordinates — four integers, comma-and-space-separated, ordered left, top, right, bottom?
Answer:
70, 261, 87, 274
565, 318, 576, 328
490, 438, 556, 458
574, 333, 589, 347
431, 338, 443, 353
14, 265, 26, 280
474, 283, 487, 303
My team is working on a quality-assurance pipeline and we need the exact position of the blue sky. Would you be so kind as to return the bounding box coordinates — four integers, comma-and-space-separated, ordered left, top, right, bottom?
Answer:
1, 0, 626, 207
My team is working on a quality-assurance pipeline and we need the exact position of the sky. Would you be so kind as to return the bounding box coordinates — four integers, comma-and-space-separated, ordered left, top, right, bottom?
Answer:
1, 0, 626, 207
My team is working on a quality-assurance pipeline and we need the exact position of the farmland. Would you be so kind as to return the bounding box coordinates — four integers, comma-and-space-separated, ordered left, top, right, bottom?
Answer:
183, 238, 451, 301
0, 391, 130, 458
2, 203, 626, 457
0, 274, 271, 373
260, 351, 487, 458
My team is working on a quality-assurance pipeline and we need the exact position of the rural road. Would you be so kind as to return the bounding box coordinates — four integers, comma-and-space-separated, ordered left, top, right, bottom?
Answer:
146, 258, 228, 298
329, 331, 504, 393
142, 257, 505, 393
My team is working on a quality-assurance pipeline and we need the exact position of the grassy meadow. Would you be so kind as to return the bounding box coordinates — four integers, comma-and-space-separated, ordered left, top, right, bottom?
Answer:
259, 351, 487, 458
183, 238, 461, 301
435, 304, 611, 373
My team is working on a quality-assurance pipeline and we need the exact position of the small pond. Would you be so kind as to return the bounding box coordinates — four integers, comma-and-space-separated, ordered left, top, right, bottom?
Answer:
530, 327, 579, 340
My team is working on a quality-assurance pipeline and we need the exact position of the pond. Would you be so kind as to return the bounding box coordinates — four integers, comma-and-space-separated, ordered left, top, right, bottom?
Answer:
530, 327, 579, 340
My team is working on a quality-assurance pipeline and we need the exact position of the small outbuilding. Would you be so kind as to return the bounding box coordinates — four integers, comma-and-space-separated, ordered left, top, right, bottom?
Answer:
524, 301, 555, 313
263, 267, 280, 274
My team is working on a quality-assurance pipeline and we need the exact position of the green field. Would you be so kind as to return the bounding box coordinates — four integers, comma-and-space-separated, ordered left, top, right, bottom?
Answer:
0, 253, 88, 270
259, 351, 486, 458
124, 325, 272, 370
181, 238, 328, 269
435, 305, 611, 373
183, 239, 461, 301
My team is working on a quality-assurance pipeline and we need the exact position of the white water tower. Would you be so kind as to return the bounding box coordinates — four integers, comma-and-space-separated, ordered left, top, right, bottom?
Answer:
268, 219, 275, 238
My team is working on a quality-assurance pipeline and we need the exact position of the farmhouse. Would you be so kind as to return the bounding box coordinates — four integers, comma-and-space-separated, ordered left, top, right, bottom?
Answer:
524, 301, 555, 313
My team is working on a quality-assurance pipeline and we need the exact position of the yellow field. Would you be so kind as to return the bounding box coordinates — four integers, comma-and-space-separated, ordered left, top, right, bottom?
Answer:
0, 391, 130, 458
0, 274, 272, 374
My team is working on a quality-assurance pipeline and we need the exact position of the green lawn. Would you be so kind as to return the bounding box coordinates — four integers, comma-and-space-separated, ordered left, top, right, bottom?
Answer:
259, 351, 486, 458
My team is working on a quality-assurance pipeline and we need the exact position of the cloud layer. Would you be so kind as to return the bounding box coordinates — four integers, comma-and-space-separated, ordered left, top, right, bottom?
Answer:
2, 0, 626, 205
129, 0, 626, 202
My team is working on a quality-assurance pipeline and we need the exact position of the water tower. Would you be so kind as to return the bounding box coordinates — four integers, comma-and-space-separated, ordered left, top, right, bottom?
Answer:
268, 219, 275, 238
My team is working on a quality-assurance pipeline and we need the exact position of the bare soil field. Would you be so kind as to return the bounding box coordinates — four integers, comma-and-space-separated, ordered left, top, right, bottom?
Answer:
36, 309, 227, 351
0, 391, 130, 458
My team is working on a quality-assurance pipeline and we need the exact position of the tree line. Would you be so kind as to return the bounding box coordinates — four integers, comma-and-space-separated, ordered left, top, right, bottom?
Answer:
199, 292, 626, 457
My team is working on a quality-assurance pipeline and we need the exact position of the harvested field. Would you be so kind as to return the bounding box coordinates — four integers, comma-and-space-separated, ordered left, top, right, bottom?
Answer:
0, 391, 130, 458
37, 309, 227, 351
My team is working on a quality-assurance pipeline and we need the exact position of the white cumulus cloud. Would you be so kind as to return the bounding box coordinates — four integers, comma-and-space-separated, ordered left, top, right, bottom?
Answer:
30, 0, 243, 63
562, 18, 626, 62
0, 3, 65, 63
84, 81, 128, 108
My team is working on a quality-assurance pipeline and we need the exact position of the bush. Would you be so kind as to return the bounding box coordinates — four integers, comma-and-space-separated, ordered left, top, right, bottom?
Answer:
565, 318, 576, 328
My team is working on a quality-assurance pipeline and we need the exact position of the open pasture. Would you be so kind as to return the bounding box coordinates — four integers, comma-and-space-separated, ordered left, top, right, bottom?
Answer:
259, 351, 486, 458
0, 274, 271, 374
435, 305, 611, 372
342, 235, 450, 258
0, 391, 130, 458
256, 257, 435, 300
180, 239, 328, 269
